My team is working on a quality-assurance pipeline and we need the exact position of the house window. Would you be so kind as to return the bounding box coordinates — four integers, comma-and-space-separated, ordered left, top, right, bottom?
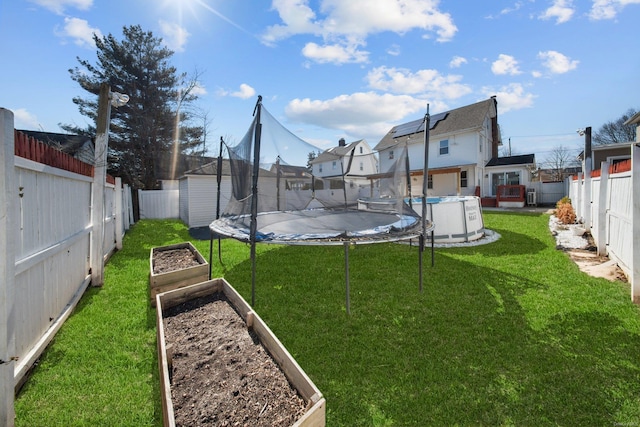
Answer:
439, 140, 449, 155
332, 161, 337, 170
359, 146, 363, 154
427, 174, 433, 189
491, 171, 520, 196
319, 164, 323, 173
460, 170, 468, 188
359, 161, 364, 171
389, 150, 394, 159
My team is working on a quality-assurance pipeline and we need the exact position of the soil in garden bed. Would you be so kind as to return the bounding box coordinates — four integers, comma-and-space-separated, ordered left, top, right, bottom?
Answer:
163, 293, 307, 426
153, 248, 202, 274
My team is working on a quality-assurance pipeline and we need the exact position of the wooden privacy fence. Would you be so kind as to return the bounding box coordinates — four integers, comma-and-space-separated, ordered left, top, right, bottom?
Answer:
568, 149, 639, 303
1, 109, 134, 427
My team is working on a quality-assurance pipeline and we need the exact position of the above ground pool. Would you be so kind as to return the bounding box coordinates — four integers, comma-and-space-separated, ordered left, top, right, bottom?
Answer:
406, 196, 485, 243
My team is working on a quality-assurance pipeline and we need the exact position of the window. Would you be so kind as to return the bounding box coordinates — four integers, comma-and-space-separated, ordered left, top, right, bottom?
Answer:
319, 164, 323, 173
491, 171, 520, 196
359, 146, 363, 154
460, 170, 468, 188
389, 150, 394, 160
359, 161, 364, 171
427, 174, 433, 189
332, 161, 337, 170
439, 140, 449, 155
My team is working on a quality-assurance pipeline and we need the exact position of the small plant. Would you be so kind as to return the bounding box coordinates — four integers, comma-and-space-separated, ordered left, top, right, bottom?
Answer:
556, 198, 576, 224
556, 196, 571, 209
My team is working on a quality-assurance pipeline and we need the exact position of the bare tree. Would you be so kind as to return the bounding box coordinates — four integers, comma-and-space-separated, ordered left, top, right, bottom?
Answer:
542, 145, 579, 182
593, 108, 637, 145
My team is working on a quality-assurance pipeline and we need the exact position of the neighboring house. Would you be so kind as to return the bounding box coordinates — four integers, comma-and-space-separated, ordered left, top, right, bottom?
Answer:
536, 166, 581, 182
578, 141, 633, 172
374, 98, 536, 205
310, 138, 378, 185
269, 163, 312, 191
18, 130, 95, 165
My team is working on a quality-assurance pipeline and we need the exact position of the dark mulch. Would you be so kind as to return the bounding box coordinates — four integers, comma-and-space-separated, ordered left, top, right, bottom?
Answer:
162, 293, 307, 426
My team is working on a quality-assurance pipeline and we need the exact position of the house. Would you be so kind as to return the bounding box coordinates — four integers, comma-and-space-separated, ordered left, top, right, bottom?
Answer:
309, 138, 378, 204
18, 130, 95, 165
310, 138, 378, 179
374, 98, 536, 207
578, 141, 633, 172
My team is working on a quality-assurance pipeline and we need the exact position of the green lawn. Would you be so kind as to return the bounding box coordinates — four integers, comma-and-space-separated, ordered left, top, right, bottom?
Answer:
15, 212, 640, 426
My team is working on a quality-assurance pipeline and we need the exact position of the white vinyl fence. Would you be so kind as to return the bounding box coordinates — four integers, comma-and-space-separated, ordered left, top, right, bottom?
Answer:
139, 189, 179, 219
1, 109, 134, 427
568, 147, 640, 303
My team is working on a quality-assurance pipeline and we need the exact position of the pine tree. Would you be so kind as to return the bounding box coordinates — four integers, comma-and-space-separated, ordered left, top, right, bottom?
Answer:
62, 25, 203, 189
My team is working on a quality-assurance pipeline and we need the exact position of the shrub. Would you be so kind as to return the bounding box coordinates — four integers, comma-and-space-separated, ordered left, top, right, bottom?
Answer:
556, 198, 576, 224
556, 196, 571, 209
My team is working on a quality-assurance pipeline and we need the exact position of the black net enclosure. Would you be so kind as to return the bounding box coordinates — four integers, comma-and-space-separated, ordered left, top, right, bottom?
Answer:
210, 96, 429, 245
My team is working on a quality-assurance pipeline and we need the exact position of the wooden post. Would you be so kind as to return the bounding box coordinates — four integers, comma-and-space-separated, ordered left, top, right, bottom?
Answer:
0, 108, 16, 426
597, 161, 609, 257
582, 127, 592, 229
90, 83, 111, 287
115, 177, 123, 250
632, 144, 640, 303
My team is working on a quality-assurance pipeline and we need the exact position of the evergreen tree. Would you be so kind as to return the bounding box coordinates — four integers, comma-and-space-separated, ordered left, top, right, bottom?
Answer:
62, 25, 203, 189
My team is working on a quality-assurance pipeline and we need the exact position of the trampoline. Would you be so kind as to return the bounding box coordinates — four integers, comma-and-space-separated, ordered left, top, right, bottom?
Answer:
209, 96, 434, 313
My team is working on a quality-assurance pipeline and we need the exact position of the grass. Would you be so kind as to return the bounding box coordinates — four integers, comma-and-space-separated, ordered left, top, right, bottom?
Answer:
14, 212, 640, 426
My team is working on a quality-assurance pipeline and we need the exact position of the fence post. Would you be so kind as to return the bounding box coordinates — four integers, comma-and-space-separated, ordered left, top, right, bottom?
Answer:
0, 108, 16, 426
597, 161, 609, 257
115, 177, 123, 250
90, 83, 111, 287
632, 145, 640, 303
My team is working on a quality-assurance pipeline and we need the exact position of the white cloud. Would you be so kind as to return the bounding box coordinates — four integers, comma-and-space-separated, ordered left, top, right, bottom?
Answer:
12, 108, 41, 130
159, 20, 190, 52
285, 92, 428, 137
58, 17, 102, 48
190, 83, 207, 97
538, 50, 579, 74
386, 44, 401, 56
229, 84, 256, 99
491, 54, 522, 75
302, 42, 369, 64
589, 0, 640, 20
366, 66, 472, 100
483, 83, 536, 113
28, 0, 92, 14
263, 0, 457, 64
449, 56, 468, 68
539, 0, 575, 23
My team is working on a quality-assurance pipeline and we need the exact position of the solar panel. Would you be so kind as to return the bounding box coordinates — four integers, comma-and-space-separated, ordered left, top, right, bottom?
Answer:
393, 112, 448, 139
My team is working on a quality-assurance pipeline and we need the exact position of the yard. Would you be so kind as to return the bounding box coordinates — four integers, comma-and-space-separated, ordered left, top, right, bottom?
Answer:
14, 211, 640, 426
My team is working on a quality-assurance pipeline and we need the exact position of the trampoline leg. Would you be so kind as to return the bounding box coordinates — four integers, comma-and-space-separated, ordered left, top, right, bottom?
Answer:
208, 234, 213, 280
251, 241, 257, 307
344, 242, 351, 315
419, 234, 424, 293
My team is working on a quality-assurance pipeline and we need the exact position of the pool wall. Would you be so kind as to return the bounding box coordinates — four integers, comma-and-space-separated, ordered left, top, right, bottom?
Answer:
408, 196, 485, 243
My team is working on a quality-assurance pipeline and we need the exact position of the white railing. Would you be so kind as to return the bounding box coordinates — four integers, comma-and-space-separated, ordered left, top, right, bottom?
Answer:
0, 109, 134, 426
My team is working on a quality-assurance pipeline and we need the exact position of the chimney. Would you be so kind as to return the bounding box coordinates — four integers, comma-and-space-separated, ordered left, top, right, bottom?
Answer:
490, 96, 500, 159
338, 138, 346, 147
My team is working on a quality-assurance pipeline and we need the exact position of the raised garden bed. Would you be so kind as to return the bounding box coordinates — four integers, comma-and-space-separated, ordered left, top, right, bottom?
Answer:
149, 242, 209, 306
156, 278, 326, 426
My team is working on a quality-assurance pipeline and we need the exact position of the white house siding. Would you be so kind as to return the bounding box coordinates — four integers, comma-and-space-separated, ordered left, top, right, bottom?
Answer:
179, 178, 189, 224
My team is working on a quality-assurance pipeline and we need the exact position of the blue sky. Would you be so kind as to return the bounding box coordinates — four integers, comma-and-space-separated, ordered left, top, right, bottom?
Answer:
1, 0, 638, 169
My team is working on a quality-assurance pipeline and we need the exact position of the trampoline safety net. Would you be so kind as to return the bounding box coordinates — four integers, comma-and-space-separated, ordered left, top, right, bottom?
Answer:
210, 96, 429, 245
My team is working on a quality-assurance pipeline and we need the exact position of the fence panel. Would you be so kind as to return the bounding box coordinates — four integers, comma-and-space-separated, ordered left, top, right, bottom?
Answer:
3, 128, 135, 399
139, 189, 179, 219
